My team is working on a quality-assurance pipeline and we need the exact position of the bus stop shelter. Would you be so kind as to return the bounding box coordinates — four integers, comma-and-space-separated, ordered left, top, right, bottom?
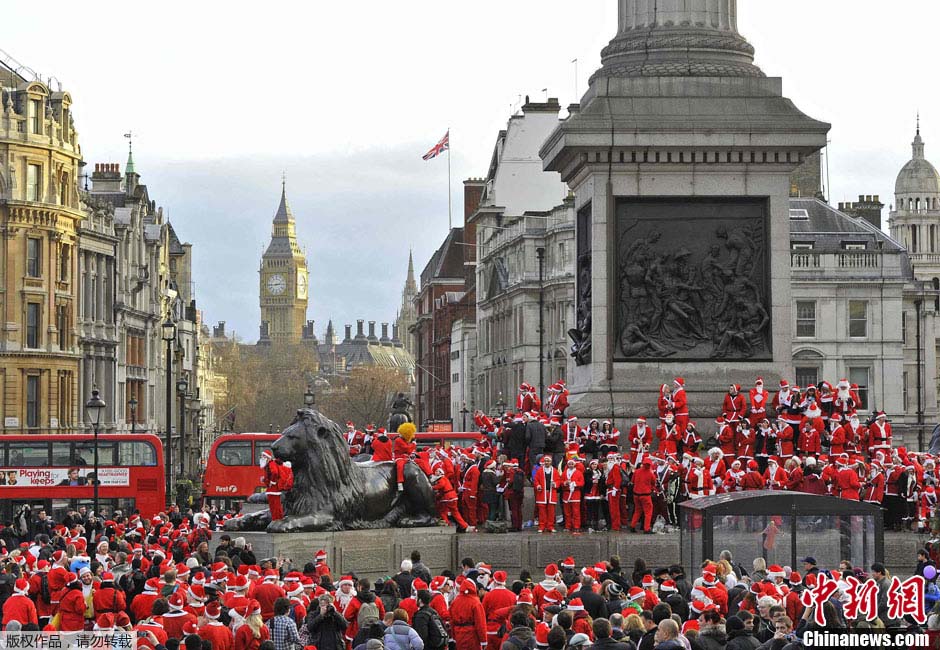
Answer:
679, 492, 883, 576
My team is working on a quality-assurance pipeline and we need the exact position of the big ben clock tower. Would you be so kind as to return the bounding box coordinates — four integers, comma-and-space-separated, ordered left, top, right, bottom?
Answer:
259, 181, 309, 343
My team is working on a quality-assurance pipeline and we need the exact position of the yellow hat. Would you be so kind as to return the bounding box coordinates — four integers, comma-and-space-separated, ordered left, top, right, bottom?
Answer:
398, 422, 416, 442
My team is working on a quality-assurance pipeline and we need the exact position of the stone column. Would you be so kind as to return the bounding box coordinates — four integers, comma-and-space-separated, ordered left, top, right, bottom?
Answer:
604, 0, 759, 79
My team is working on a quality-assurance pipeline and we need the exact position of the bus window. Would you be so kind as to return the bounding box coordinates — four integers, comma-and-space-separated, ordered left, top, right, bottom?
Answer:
119, 441, 157, 466
51, 443, 73, 465
217, 441, 251, 466
74, 441, 116, 465
8, 443, 49, 466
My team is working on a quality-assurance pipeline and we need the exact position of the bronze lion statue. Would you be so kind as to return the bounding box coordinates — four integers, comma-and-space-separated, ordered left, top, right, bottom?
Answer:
224, 408, 438, 533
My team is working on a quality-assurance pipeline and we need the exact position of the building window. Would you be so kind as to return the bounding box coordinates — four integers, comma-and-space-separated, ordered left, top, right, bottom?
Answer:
796, 301, 816, 338
795, 366, 818, 390
902, 311, 908, 345
26, 164, 41, 201
791, 242, 814, 250
28, 99, 41, 134
56, 304, 68, 349
127, 334, 145, 367
59, 244, 70, 281
452, 373, 459, 384
842, 242, 867, 250
848, 367, 870, 410
61, 108, 69, 142
26, 375, 40, 428
26, 237, 41, 277
26, 303, 40, 348
848, 300, 868, 338
903, 371, 909, 411
58, 371, 72, 427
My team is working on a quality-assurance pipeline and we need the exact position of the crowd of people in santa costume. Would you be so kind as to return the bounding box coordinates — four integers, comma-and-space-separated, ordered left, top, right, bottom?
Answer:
339, 376, 931, 534
0, 514, 934, 650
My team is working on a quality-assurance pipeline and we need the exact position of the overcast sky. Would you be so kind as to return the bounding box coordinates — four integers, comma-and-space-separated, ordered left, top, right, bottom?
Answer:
4, 1, 936, 341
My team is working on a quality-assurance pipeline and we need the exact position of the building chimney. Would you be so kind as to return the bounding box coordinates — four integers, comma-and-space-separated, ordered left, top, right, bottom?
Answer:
380, 322, 391, 345
344, 324, 352, 341
356, 319, 365, 339
367, 321, 377, 342
841, 194, 884, 230
91, 162, 123, 193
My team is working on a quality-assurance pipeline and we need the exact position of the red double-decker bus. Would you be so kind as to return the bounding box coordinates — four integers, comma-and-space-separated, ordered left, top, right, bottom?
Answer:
0, 433, 165, 522
202, 430, 485, 509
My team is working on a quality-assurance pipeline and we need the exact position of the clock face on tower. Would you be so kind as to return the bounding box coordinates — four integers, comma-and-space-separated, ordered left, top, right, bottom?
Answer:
297, 270, 308, 298
266, 273, 286, 295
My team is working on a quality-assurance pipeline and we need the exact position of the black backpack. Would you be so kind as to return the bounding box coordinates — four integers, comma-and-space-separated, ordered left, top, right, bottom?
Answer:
421, 608, 448, 650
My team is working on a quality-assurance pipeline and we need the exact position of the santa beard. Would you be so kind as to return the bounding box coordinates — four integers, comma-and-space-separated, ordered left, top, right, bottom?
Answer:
837, 387, 851, 401
805, 407, 822, 418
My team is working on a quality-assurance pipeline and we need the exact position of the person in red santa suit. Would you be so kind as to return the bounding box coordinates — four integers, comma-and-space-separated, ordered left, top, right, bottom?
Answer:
658, 383, 673, 420
630, 459, 657, 533
862, 460, 886, 505
672, 377, 689, 434
460, 454, 482, 528
583, 459, 605, 531
501, 460, 525, 532
605, 452, 623, 531
723, 460, 745, 492
686, 457, 715, 498
562, 417, 581, 451
554, 382, 570, 417
450, 579, 487, 650
716, 416, 736, 465
561, 458, 584, 533
832, 379, 856, 420
784, 457, 804, 491
533, 455, 559, 533
482, 571, 517, 643
748, 377, 769, 427
629, 417, 652, 464
371, 427, 393, 462
740, 460, 765, 490
798, 420, 821, 457
776, 417, 795, 460
763, 458, 787, 490
431, 466, 472, 531
772, 379, 802, 436
704, 447, 727, 493
835, 458, 862, 501
259, 450, 286, 521
920, 486, 939, 531
735, 419, 756, 462
3, 578, 38, 628
844, 412, 866, 455
516, 383, 534, 413
723, 384, 747, 430
683, 421, 702, 454
868, 412, 893, 458
657, 412, 680, 458
344, 422, 363, 456
599, 420, 620, 458
828, 415, 847, 456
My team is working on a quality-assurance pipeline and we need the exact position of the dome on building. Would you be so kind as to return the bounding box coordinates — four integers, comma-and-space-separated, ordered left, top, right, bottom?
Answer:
895, 126, 940, 197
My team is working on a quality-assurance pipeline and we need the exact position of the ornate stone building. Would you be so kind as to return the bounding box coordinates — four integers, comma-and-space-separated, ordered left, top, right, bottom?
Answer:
472, 99, 572, 413
0, 64, 83, 432
259, 183, 309, 344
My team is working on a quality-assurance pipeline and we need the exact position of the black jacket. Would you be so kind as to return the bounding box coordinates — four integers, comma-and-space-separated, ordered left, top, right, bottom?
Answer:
578, 588, 607, 621
698, 626, 728, 650
507, 422, 528, 459
393, 572, 413, 598
592, 639, 632, 650
525, 421, 547, 452
412, 605, 446, 650
306, 605, 348, 650
725, 629, 760, 650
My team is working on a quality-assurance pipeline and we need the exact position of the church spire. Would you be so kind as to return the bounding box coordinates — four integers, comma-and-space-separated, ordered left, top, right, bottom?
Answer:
914, 114, 926, 160
406, 249, 416, 290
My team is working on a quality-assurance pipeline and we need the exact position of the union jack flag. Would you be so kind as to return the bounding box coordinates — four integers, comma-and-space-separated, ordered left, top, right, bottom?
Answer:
422, 130, 450, 160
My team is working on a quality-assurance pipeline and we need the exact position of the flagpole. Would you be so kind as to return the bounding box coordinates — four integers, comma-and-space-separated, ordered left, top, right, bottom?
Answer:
447, 128, 452, 230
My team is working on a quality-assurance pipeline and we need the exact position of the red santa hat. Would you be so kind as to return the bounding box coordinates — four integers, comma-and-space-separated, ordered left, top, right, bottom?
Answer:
205, 601, 222, 620
459, 580, 477, 596
535, 622, 550, 647
755, 377, 764, 385
263, 569, 278, 582
561, 557, 575, 570
144, 577, 160, 593
517, 589, 534, 605
95, 613, 116, 631
13, 578, 28, 595
690, 600, 709, 614
430, 576, 448, 592
636, 416, 647, 423
627, 586, 645, 601
642, 574, 655, 588
779, 379, 789, 388
767, 565, 786, 579
338, 575, 354, 587
789, 572, 802, 586
542, 589, 564, 605
659, 580, 678, 593
682, 620, 700, 634
674, 377, 685, 386
411, 578, 428, 592
315, 549, 328, 563
747, 460, 758, 470
168, 592, 185, 612
492, 571, 507, 586
567, 598, 584, 611
544, 563, 561, 579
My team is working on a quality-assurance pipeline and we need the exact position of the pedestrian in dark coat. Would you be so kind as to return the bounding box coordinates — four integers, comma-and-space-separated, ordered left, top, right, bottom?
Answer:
307, 594, 348, 650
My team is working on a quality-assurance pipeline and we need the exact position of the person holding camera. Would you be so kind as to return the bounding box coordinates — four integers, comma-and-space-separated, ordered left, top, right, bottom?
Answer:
307, 593, 348, 650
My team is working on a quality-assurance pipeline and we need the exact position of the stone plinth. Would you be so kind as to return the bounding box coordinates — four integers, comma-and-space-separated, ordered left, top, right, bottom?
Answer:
211, 529, 912, 579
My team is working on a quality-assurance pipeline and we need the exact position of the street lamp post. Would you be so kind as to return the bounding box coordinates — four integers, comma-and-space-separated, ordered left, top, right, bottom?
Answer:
177, 377, 188, 478
536, 246, 545, 408
85, 388, 105, 516
128, 396, 138, 434
161, 319, 177, 505
459, 402, 469, 432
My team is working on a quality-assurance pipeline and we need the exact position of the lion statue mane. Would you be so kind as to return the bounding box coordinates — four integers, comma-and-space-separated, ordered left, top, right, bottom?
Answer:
224, 408, 438, 533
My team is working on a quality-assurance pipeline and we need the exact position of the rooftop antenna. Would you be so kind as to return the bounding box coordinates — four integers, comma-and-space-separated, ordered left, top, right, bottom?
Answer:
542, 88, 548, 101
124, 130, 133, 153
917, 110, 921, 136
